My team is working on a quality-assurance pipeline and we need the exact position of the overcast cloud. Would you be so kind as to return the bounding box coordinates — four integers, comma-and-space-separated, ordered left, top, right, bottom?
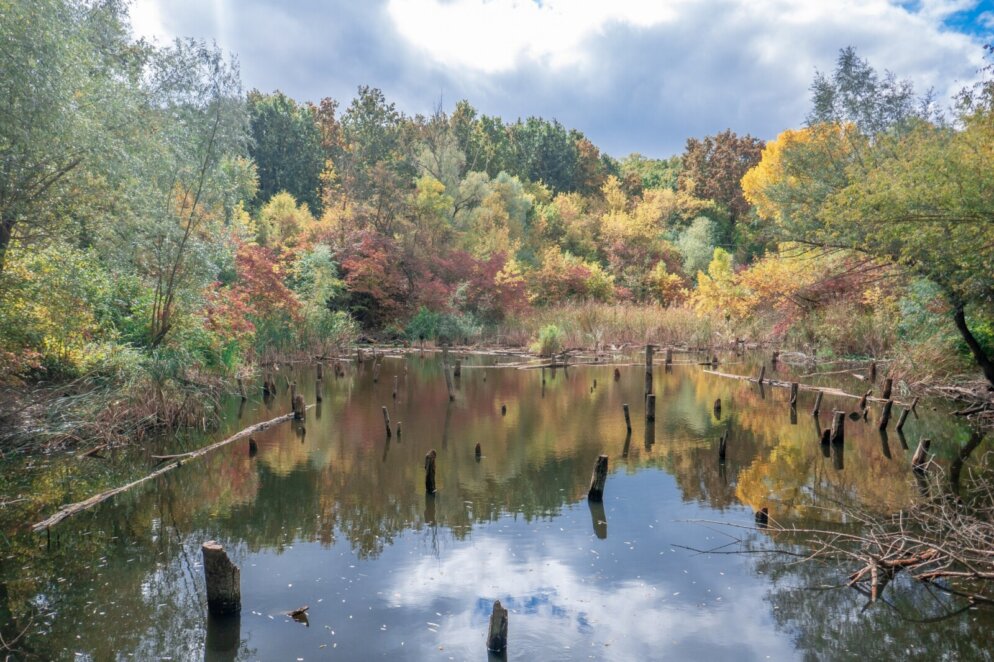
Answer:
130, 0, 991, 157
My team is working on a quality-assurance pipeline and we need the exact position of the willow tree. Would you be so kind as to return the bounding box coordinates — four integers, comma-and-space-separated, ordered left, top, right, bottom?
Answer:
743, 47, 994, 386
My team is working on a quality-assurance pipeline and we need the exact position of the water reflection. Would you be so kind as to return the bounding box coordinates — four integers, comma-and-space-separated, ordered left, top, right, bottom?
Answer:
1, 353, 991, 660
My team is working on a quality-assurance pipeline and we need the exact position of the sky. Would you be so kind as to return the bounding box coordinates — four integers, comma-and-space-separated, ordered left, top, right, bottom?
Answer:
129, 0, 993, 158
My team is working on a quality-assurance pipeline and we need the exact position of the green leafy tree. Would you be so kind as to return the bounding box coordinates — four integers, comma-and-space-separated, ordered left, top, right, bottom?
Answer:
247, 90, 324, 213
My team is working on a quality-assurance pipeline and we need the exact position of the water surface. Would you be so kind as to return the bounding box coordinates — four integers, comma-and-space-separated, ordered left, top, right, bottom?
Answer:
2, 352, 992, 660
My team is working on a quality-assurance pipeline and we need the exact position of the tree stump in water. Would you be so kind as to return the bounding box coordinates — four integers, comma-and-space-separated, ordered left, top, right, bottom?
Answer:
487, 600, 508, 653
665, 347, 673, 367
290, 381, 297, 403
623, 404, 632, 433
202, 541, 240, 615
454, 359, 461, 377
830, 411, 845, 445
820, 429, 830, 445
912, 438, 931, 471
812, 391, 823, 417
896, 407, 910, 432
713, 398, 721, 419
393, 374, 398, 399
587, 455, 609, 502
644, 344, 654, 395
292, 394, 306, 420
248, 438, 258, 456
475, 442, 481, 460
316, 362, 323, 380
613, 367, 620, 381
646, 394, 656, 422
789, 383, 798, 406
757, 365, 766, 385
425, 449, 437, 494
857, 389, 871, 412
501, 403, 507, 416
882, 378, 893, 401
878, 399, 893, 430
382, 406, 392, 437
869, 361, 877, 382
718, 430, 728, 462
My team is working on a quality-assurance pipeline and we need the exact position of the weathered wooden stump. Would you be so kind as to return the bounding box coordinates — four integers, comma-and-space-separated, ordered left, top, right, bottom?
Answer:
869, 361, 877, 382
454, 359, 462, 378
315, 380, 322, 402
713, 398, 721, 418
392, 374, 398, 400
290, 381, 297, 404
830, 411, 845, 445
425, 449, 437, 494
202, 541, 240, 615
757, 365, 766, 385
248, 438, 258, 456
812, 391, 823, 417
912, 438, 931, 471
587, 454, 609, 502
613, 367, 620, 381
644, 344, 654, 395
882, 378, 893, 401
789, 382, 798, 406
292, 394, 306, 420
501, 404, 507, 416
623, 404, 632, 433
665, 347, 673, 367
646, 394, 656, 422
896, 407, 910, 432
772, 350, 780, 365
382, 406, 392, 437
877, 399, 893, 430
396, 421, 402, 437
718, 429, 728, 462
486, 600, 508, 653
820, 429, 830, 445
857, 389, 871, 412
475, 442, 481, 460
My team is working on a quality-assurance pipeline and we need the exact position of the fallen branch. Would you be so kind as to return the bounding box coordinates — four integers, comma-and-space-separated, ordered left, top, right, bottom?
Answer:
703, 369, 913, 408
32, 408, 309, 532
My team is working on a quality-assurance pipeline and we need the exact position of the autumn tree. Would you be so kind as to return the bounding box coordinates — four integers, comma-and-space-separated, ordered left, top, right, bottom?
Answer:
679, 130, 763, 231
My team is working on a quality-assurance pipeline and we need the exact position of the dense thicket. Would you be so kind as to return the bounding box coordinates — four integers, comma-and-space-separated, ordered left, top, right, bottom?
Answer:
2, 1, 992, 423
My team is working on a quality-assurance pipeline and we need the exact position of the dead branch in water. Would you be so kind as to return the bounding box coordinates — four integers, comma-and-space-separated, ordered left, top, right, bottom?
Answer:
32, 408, 310, 532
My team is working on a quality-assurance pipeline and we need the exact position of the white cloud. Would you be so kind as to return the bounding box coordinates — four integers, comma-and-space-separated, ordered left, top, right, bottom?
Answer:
385, 0, 681, 72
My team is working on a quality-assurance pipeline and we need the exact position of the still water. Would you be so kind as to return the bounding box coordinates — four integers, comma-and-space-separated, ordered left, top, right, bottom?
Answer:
2, 352, 992, 660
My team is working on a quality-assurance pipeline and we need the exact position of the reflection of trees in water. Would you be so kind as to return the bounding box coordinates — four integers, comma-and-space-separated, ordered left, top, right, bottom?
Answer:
757, 550, 994, 659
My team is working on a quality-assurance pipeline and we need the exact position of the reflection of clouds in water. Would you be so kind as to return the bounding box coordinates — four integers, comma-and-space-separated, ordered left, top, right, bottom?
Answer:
389, 539, 795, 661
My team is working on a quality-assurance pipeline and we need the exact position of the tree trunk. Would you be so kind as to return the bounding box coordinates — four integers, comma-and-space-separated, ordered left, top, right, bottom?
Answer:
952, 303, 994, 389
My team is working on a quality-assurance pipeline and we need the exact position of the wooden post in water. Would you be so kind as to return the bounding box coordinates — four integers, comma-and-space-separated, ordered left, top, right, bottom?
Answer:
912, 438, 931, 471
789, 383, 799, 406
382, 406, 392, 437
820, 429, 830, 445
587, 455, 609, 502
613, 367, 620, 381
442, 348, 455, 401
878, 399, 893, 430
290, 381, 297, 403
896, 407, 910, 432
812, 391, 823, 417
665, 347, 673, 368
757, 365, 766, 385
718, 430, 728, 462
858, 389, 871, 411
237, 378, 246, 401
316, 381, 322, 403
646, 394, 656, 422
486, 600, 508, 653
475, 442, 481, 460
542, 366, 546, 385
316, 362, 323, 380
713, 398, 721, 418
424, 449, 437, 494
644, 344, 654, 395
202, 541, 240, 616
454, 359, 462, 378
248, 438, 258, 456
869, 361, 877, 382
292, 394, 306, 420
393, 374, 398, 400
396, 421, 402, 437
372, 362, 380, 383
830, 411, 845, 445
501, 403, 507, 416
623, 404, 632, 433
882, 378, 893, 401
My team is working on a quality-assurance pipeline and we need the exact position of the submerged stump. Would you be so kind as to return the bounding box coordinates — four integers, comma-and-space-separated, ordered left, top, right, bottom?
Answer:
425, 449, 437, 494
487, 600, 508, 653
202, 541, 240, 616
292, 394, 306, 420
587, 454, 609, 502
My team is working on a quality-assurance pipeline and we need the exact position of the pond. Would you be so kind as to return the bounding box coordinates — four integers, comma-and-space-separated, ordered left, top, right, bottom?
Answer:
2, 351, 992, 660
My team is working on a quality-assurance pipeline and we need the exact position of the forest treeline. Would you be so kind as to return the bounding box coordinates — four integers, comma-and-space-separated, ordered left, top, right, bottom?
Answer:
1, 1, 992, 447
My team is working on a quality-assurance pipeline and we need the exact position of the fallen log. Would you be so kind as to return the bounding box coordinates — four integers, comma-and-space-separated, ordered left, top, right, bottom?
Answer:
33, 409, 310, 532
703, 370, 912, 408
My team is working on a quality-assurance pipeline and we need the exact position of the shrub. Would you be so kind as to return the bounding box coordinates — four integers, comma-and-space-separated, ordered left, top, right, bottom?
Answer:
531, 324, 564, 357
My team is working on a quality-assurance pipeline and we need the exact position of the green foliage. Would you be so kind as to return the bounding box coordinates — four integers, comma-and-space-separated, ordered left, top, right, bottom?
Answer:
676, 217, 716, 276
248, 90, 324, 213
405, 307, 481, 344
531, 324, 564, 357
